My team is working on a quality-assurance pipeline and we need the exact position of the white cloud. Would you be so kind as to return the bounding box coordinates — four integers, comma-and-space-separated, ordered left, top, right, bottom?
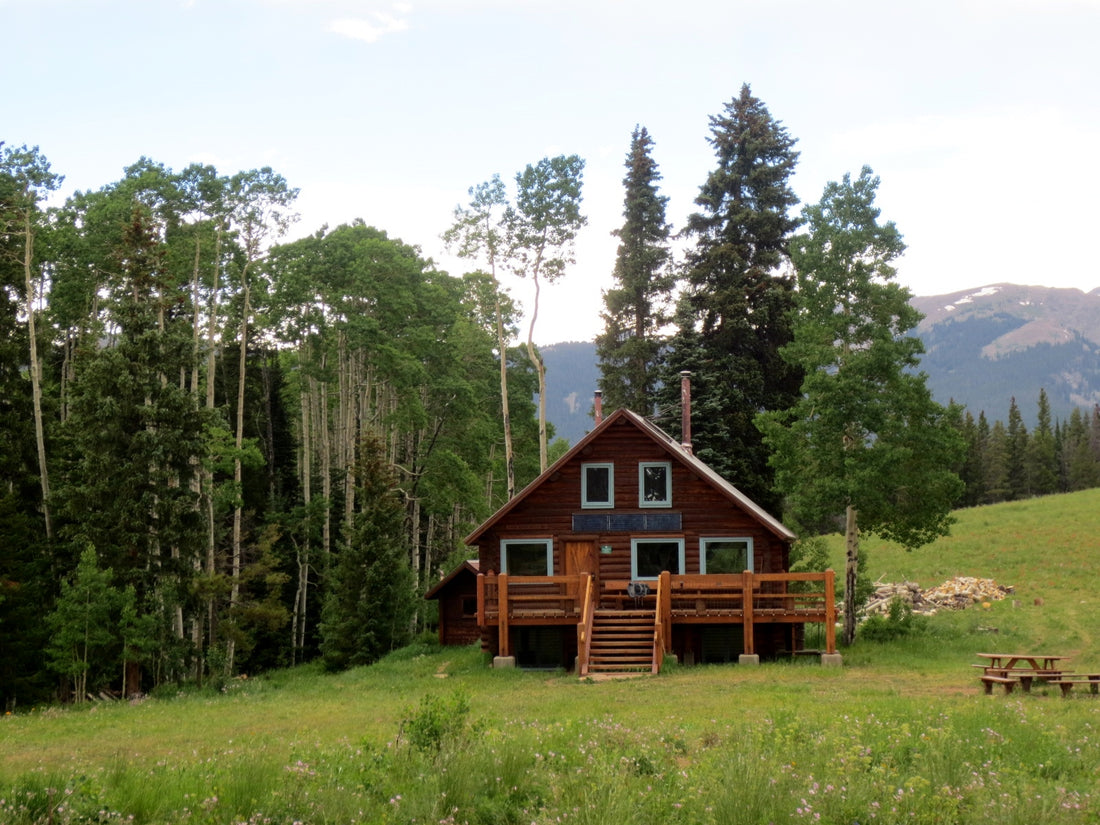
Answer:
327, 10, 410, 42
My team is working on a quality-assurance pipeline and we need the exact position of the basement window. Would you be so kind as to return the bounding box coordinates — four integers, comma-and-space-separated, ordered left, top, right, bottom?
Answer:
581, 463, 614, 508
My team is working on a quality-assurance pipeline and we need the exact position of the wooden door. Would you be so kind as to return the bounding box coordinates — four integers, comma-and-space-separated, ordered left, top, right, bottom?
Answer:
565, 540, 599, 579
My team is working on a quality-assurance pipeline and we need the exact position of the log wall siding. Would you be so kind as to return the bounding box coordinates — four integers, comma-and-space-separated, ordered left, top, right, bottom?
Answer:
475, 417, 789, 578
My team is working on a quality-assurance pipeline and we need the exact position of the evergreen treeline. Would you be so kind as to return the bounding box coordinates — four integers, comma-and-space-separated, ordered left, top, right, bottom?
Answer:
951, 392, 1100, 507
1, 147, 545, 707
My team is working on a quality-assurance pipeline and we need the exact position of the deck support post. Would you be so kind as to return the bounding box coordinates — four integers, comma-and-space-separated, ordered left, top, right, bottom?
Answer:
742, 569, 755, 656
658, 570, 672, 652
497, 573, 510, 657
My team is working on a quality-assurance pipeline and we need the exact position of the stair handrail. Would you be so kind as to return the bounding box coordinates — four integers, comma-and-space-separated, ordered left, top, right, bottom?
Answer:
577, 573, 596, 677
652, 571, 669, 674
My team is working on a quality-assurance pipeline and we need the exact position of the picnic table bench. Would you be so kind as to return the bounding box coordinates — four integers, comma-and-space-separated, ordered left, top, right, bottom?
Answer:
974, 653, 1071, 694
1047, 674, 1100, 697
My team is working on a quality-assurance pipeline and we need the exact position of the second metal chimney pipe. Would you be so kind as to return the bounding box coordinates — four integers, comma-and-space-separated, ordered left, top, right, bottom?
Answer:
680, 371, 692, 454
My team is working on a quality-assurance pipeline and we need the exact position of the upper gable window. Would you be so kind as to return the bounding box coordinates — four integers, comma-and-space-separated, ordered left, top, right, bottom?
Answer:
581, 463, 614, 508
639, 462, 672, 508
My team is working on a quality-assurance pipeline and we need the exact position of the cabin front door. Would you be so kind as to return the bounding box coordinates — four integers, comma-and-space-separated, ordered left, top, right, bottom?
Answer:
564, 540, 599, 583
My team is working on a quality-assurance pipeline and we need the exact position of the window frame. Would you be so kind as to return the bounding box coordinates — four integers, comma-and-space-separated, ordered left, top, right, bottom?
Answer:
630, 537, 685, 580
500, 538, 554, 576
581, 462, 615, 509
638, 461, 672, 508
699, 537, 754, 575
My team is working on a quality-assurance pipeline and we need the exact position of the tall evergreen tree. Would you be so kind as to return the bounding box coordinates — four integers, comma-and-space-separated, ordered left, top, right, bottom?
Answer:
1063, 407, 1100, 491
656, 85, 802, 512
983, 419, 1011, 503
596, 126, 675, 415
320, 434, 414, 670
54, 206, 209, 688
1026, 389, 1059, 496
757, 167, 964, 645
1006, 397, 1028, 499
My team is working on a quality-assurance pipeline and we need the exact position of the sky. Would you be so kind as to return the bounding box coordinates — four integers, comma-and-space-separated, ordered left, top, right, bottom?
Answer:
7, 0, 1100, 344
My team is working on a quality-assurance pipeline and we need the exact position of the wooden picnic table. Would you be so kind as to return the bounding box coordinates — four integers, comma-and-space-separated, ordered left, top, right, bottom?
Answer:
976, 653, 1069, 671
974, 653, 1072, 694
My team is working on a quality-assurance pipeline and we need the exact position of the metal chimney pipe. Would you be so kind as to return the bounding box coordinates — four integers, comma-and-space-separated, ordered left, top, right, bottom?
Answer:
680, 371, 692, 454
594, 390, 603, 425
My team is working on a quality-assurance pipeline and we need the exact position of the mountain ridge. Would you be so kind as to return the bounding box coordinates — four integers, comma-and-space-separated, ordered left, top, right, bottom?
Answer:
542, 283, 1100, 445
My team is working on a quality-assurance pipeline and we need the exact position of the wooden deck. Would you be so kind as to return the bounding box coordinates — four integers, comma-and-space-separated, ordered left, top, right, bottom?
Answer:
478, 569, 837, 672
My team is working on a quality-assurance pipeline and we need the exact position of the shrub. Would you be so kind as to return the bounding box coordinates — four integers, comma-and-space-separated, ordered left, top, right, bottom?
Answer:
859, 596, 927, 642
399, 690, 475, 755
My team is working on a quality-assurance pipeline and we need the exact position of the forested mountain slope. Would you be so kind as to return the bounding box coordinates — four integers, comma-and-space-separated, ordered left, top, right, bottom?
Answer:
911, 284, 1100, 425
543, 283, 1100, 443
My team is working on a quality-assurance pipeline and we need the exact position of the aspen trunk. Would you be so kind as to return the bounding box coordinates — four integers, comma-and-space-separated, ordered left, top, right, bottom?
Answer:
23, 211, 52, 539
227, 271, 250, 675
525, 270, 549, 473
318, 360, 332, 570
292, 347, 313, 662
494, 294, 516, 499
843, 504, 859, 646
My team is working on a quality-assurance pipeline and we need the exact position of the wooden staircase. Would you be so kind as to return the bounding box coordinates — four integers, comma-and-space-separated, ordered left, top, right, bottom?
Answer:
585, 608, 658, 675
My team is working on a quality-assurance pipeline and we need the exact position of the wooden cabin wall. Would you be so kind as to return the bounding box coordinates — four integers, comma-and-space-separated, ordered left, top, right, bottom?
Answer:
474, 416, 789, 578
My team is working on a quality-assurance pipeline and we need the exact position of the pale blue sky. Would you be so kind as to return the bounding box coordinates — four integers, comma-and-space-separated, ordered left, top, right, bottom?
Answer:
8, 0, 1099, 342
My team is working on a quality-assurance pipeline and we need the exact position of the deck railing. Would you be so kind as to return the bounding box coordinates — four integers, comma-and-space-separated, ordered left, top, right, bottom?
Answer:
479, 569, 837, 658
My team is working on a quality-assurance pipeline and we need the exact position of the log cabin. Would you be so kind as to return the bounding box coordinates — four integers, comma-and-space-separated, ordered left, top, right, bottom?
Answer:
427, 379, 839, 675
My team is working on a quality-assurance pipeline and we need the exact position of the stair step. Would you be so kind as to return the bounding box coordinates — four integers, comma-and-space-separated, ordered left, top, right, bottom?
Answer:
583, 608, 659, 675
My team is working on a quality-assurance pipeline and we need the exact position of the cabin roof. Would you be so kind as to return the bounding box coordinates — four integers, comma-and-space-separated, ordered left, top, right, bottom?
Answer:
423, 559, 480, 601
464, 408, 796, 545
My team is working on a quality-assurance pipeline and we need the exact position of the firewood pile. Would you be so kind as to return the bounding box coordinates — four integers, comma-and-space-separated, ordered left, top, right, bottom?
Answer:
861, 576, 1014, 617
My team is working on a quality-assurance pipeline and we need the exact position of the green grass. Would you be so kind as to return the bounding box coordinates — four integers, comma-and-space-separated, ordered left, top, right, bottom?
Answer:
4, 489, 1100, 823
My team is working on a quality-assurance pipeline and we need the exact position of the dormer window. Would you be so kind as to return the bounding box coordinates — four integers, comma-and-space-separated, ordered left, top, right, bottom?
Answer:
581, 463, 614, 508
639, 462, 671, 507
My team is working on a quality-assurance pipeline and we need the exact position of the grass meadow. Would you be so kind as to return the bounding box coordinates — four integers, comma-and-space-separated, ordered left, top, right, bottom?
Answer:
3, 488, 1100, 824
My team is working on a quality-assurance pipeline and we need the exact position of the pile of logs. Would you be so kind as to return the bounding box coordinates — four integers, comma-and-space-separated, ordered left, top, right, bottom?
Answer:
862, 576, 1014, 617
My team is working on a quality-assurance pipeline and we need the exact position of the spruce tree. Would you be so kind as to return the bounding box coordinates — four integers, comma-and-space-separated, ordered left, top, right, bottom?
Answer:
1025, 389, 1058, 496
55, 206, 208, 687
596, 126, 675, 415
320, 434, 414, 671
656, 85, 802, 511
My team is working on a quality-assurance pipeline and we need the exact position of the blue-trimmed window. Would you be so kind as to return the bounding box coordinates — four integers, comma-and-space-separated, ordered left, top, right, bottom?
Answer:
582, 463, 614, 508
639, 461, 672, 507
501, 539, 553, 575
630, 538, 684, 579
700, 537, 753, 575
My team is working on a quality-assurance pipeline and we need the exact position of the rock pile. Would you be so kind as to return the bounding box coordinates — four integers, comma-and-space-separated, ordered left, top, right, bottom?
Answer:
862, 576, 1014, 617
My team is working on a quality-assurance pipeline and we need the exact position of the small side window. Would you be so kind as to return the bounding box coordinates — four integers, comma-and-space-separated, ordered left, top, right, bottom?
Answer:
639, 462, 671, 507
501, 539, 553, 575
582, 463, 614, 508
700, 538, 753, 575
